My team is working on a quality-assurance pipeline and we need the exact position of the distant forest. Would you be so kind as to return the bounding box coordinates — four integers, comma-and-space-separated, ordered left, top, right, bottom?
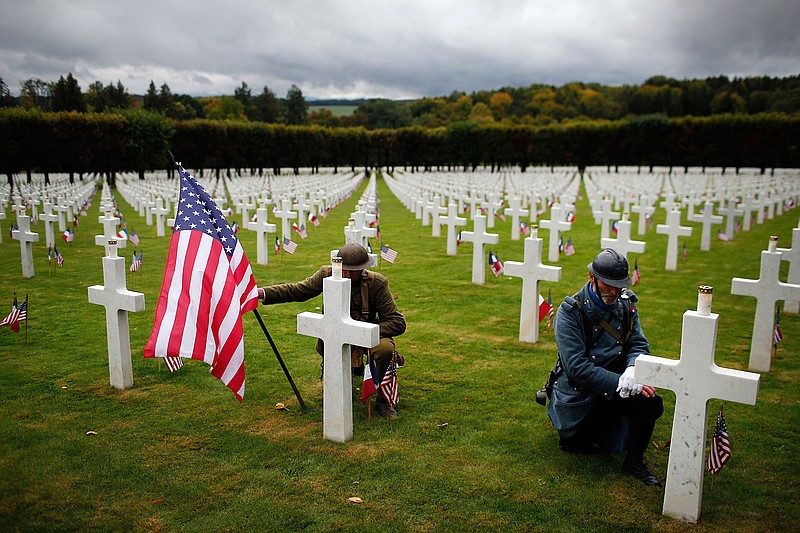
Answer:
1, 73, 798, 130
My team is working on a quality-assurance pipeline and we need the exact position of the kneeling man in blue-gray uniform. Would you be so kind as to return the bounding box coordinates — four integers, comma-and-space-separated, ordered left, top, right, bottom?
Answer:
546, 248, 663, 486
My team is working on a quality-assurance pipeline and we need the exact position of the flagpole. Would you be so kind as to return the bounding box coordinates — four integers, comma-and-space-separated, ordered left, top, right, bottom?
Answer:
251, 308, 307, 411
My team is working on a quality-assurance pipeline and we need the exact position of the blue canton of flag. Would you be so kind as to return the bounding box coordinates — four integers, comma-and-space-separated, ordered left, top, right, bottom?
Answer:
174, 179, 240, 258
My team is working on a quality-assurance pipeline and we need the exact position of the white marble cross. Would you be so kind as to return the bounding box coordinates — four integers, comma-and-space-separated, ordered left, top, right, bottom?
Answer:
274, 199, 298, 241
731, 237, 800, 372
740, 196, 761, 232
600, 212, 645, 263
54, 199, 69, 232
539, 203, 572, 263
656, 209, 692, 271
503, 227, 562, 343
11, 196, 25, 219
247, 205, 277, 265
691, 202, 723, 251
12, 214, 39, 278
504, 196, 530, 241
718, 199, 744, 241
96, 210, 127, 253
0, 200, 5, 243
152, 198, 170, 237
429, 199, 447, 238
635, 292, 759, 523
297, 268, 379, 442
632, 195, 656, 236
777, 227, 800, 313
460, 215, 499, 285
39, 202, 60, 250
593, 199, 621, 240
87, 241, 146, 390
439, 203, 467, 256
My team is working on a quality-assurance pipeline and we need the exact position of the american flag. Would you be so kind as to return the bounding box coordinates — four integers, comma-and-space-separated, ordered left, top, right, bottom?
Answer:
143, 164, 258, 402
0, 295, 27, 333
165, 355, 184, 372
380, 244, 398, 263
631, 258, 641, 285
546, 290, 555, 329
717, 229, 731, 242
130, 250, 142, 272
538, 293, 552, 323
707, 405, 731, 475
682, 241, 688, 262
379, 355, 399, 408
129, 229, 140, 246
283, 237, 298, 254
488, 250, 503, 276
297, 224, 308, 239
564, 238, 575, 256
774, 306, 784, 345
54, 245, 64, 267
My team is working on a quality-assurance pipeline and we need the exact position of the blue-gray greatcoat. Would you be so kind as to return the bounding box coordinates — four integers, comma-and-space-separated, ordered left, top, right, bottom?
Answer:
547, 281, 650, 444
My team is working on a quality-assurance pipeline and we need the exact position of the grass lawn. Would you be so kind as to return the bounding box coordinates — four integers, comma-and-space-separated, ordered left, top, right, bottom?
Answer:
0, 168, 798, 532
308, 105, 358, 117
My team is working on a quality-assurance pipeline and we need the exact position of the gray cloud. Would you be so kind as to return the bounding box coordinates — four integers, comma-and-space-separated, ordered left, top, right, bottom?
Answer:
1, 0, 798, 99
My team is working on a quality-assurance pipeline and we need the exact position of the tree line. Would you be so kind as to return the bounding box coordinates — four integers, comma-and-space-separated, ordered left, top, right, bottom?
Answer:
2, 73, 798, 130
1, 108, 797, 184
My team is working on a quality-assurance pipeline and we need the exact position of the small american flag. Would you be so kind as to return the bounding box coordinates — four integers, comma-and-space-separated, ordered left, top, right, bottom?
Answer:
564, 238, 575, 256
165, 356, 184, 372
129, 229, 140, 246
54, 245, 64, 267
0, 295, 27, 332
380, 244, 398, 263
283, 237, 298, 254
130, 250, 142, 272
717, 229, 730, 242
297, 224, 308, 239
774, 307, 783, 345
631, 258, 640, 285
379, 355, 399, 408
707, 405, 731, 476
682, 241, 687, 262
546, 290, 555, 329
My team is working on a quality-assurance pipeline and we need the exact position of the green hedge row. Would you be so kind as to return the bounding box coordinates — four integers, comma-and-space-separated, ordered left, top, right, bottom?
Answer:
1, 109, 798, 177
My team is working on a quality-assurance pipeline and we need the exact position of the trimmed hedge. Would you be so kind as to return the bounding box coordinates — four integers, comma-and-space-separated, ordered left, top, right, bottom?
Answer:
1, 110, 798, 177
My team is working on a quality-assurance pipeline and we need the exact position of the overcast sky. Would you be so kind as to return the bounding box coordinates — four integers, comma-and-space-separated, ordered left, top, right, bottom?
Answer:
1, 0, 798, 100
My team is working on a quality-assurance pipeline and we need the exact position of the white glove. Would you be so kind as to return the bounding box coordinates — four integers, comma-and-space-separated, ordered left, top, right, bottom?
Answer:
617, 366, 643, 398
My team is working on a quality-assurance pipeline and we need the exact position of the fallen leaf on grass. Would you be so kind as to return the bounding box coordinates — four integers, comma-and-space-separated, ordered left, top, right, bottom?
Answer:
86, 431, 97, 436
436, 423, 449, 429
151, 499, 164, 505
275, 403, 289, 411
347, 497, 364, 504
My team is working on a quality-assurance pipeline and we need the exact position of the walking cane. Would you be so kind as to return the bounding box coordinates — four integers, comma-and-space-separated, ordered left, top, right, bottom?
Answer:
252, 308, 307, 411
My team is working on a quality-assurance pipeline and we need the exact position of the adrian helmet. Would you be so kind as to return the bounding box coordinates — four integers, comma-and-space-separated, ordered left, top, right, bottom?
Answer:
338, 243, 370, 270
587, 248, 631, 288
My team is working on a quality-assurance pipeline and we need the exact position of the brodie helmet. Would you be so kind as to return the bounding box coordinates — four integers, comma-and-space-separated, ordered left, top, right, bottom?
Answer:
587, 248, 631, 288
338, 243, 370, 270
